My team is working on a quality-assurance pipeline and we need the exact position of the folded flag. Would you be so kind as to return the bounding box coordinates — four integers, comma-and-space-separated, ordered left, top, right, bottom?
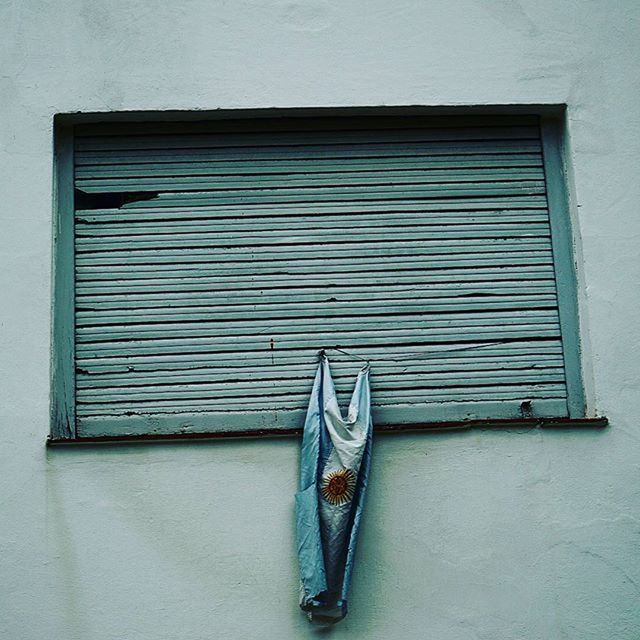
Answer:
295, 353, 373, 624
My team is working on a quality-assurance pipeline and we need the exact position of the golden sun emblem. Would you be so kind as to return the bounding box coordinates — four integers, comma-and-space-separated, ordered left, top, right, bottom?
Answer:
321, 468, 356, 506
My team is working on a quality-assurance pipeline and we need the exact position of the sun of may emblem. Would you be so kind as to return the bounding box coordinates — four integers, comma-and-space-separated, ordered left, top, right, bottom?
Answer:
321, 468, 356, 506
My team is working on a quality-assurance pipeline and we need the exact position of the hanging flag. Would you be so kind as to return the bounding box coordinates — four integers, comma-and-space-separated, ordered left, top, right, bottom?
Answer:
295, 353, 373, 625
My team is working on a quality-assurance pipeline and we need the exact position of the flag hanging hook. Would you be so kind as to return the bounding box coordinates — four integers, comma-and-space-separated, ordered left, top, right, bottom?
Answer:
320, 346, 370, 365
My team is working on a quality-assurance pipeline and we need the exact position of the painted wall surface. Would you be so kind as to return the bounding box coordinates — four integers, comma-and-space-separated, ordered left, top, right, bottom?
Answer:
2, 1, 639, 638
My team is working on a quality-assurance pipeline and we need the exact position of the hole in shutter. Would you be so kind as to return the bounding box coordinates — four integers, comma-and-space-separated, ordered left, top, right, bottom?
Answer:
74, 189, 159, 210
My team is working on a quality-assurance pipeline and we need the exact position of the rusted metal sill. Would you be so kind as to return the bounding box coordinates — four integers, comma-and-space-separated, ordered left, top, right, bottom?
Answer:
47, 416, 608, 446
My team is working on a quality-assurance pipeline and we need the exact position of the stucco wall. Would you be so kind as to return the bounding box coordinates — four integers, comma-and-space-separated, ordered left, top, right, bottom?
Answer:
2, 1, 639, 638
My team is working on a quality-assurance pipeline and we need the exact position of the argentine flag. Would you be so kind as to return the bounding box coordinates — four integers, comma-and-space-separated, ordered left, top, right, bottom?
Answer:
295, 354, 373, 624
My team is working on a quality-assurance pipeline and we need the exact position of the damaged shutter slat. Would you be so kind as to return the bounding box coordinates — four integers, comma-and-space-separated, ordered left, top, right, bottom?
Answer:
75, 325, 562, 358
76, 196, 548, 216
76, 346, 564, 376
76, 389, 569, 416
76, 356, 565, 387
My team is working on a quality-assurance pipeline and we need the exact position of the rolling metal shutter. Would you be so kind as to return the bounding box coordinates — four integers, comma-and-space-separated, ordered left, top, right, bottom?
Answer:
71, 115, 572, 437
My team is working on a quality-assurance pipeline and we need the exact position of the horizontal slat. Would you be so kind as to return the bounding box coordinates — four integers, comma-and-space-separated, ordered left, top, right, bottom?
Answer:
75, 267, 555, 296
77, 356, 564, 388
75, 399, 568, 437
77, 338, 561, 362
75, 212, 550, 236
76, 282, 558, 307
75, 295, 560, 326
75, 239, 553, 267
75, 247, 552, 278
74, 116, 539, 137
76, 340, 565, 372
78, 363, 565, 389
75, 154, 544, 178
75, 139, 543, 165
75, 164, 546, 182
76, 325, 562, 358
79, 372, 569, 399
75, 167, 545, 192
75, 264, 555, 290
77, 297, 558, 317
75, 255, 555, 282
76, 225, 550, 253
77, 385, 569, 413
75, 126, 542, 151
75, 224, 551, 253
87, 182, 545, 208
76, 197, 549, 222
75, 209, 550, 228
76, 309, 559, 342
77, 371, 567, 403
76, 384, 568, 416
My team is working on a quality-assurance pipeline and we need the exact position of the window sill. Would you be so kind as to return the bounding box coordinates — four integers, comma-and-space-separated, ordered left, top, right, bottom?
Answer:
47, 416, 608, 446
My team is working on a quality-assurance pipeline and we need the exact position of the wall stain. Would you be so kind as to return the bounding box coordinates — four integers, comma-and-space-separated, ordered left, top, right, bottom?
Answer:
277, 1, 331, 32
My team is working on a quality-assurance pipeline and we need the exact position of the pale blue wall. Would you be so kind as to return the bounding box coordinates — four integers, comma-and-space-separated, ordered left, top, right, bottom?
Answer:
2, 1, 639, 638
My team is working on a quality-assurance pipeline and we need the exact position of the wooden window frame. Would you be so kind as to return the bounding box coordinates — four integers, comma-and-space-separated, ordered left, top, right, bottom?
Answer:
50, 107, 600, 443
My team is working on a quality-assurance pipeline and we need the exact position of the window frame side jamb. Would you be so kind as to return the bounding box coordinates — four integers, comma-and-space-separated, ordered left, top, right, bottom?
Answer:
540, 116, 586, 418
51, 123, 76, 439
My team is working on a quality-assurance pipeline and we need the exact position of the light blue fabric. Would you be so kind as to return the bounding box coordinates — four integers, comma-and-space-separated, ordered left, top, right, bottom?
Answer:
295, 355, 373, 625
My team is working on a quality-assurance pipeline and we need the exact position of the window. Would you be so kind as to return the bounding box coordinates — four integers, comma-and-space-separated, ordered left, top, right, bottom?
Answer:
51, 112, 585, 440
